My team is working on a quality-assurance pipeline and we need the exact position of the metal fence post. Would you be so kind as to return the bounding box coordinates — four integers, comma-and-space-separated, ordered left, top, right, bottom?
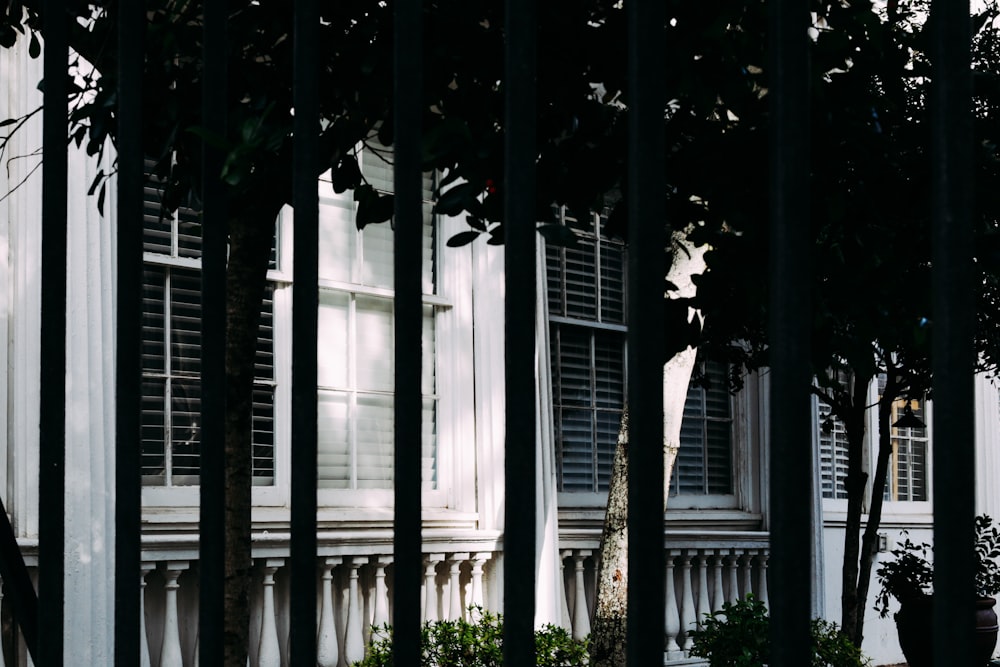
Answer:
393, 0, 425, 663
767, 1, 813, 665
930, 2, 975, 666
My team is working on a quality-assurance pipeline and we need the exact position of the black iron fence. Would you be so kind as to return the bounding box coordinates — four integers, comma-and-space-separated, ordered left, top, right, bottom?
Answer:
0, 0, 976, 665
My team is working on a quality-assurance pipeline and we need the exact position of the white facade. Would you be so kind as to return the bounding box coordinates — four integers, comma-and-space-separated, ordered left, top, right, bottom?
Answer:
4, 37, 1000, 667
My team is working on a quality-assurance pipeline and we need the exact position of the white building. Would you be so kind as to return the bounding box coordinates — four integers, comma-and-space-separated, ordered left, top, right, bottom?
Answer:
2, 34, 999, 667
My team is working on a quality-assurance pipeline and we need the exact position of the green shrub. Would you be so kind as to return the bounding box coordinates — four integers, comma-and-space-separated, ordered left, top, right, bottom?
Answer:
353, 607, 589, 667
689, 595, 869, 667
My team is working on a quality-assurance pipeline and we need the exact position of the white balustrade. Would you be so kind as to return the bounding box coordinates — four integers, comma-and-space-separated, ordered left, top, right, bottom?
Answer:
664, 550, 681, 655
257, 559, 283, 667
447, 552, 469, 620
726, 551, 740, 605
344, 557, 367, 665
317, 557, 341, 667
424, 553, 444, 623
469, 552, 490, 614
758, 549, 769, 608
141, 563, 154, 667
695, 552, 711, 629
569, 550, 591, 641
159, 561, 190, 667
371, 555, 392, 630
711, 554, 725, 611
678, 553, 696, 650
741, 553, 753, 598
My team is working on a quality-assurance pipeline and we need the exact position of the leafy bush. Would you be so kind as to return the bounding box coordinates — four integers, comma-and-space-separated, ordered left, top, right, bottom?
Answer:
689, 595, 869, 667
875, 514, 1000, 617
353, 607, 589, 667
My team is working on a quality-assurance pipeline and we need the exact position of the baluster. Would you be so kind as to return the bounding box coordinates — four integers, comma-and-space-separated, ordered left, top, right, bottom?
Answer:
711, 552, 725, 612
447, 553, 469, 620
679, 552, 696, 650
468, 553, 489, 620
344, 557, 366, 665
317, 557, 341, 667
758, 550, 770, 609
159, 561, 190, 667
570, 550, 591, 641
558, 551, 572, 630
726, 551, 740, 604
140, 563, 154, 667
664, 550, 681, 655
371, 555, 392, 630
256, 559, 283, 667
741, 552, 754, 599
424, 554, 444, 622
695, 551, 711, 629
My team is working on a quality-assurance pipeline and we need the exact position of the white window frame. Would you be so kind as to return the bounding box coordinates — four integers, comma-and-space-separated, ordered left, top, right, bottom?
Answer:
142, 157, 477, 515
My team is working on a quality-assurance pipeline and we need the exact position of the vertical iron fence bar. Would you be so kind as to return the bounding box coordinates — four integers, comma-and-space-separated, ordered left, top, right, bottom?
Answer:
502, 0, 536, 663
289, 0, 320, 663
767, 1, 812, 666
114, 0, 145, 664
393, 0, 423, 663
930, 3, 975, 666
39, 0, 68, 663
625, 0, 666, 665
198, 1, 228, 665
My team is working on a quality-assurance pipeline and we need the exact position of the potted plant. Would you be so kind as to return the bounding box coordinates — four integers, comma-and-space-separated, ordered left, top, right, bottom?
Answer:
875, 514, 1000, 667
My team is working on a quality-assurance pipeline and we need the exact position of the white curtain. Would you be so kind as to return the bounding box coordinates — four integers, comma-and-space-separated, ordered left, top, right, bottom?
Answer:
535, 239, 570, 629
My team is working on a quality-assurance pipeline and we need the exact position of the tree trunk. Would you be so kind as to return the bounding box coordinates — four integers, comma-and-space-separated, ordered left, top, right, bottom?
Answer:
589, 233, 705, 667
223, 213, 277, 667
839, 372, 870, 644
590, 408, 629, 667
852, 375, 898, 645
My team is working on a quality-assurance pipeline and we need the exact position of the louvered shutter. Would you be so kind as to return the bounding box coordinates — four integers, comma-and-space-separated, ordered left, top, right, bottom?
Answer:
670, 361, 734, 496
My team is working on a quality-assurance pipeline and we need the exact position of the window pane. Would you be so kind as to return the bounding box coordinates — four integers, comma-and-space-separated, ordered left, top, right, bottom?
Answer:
600, 239, 625, 323
557, 328, 592, 407
362, 221, 394, 288
356, 296, 394, 391
558, 408, 595, 492
317, 292, 349, 388
141, 379, 166, 480
317, 390, 351, 489
170, 268, 202, 379
142, 268, 166, 374
594, 332, 624, 409
318, 197, 357, 283
564, 240, 597, 320
170, 379, 201, 482
356, 394, 394, 489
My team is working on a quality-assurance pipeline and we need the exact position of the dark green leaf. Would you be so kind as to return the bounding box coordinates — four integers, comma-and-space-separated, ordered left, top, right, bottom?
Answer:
446, 231, 481, 247
331, 156, 362, 194
434, 181, 480, 217
97, 182, 106, 216
87, 170, 105, 196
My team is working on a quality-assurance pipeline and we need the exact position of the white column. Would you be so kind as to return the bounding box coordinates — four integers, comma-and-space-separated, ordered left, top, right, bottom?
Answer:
447, 553, 469, 620
159, 561, 190, 667
468, 553, 490, 619
317, 557, 341, 667
711, 553, 725, 612
343, 557, 366, 665
257, 559, 283, 667
140, 563, 154, 667
570, 551, 591, 641
726, 551, 740, 604
370, 556, 392, 630
758, 550, 770, 609
664, 550, 681, 655
679, 553, 696, 650
424, 554, 444, 623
